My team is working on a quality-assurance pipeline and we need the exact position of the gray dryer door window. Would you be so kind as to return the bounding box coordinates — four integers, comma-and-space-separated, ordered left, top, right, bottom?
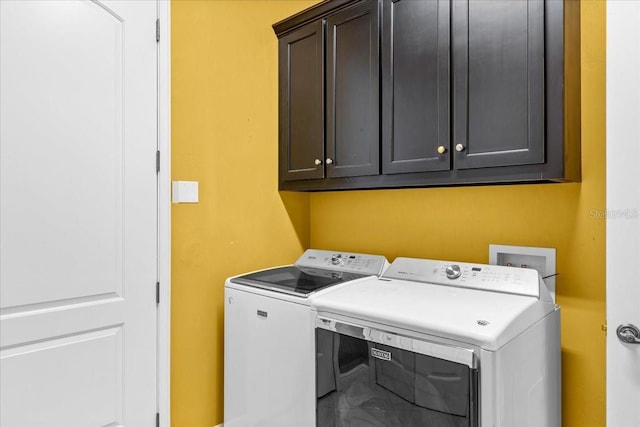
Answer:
316, 328, 478, 427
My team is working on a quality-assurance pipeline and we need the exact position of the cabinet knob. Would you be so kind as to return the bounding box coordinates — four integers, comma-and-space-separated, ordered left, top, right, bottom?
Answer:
325, 158, 334, 165
314, 159, 322, 166
437, 146, 447, 154
455, 144, 465, 152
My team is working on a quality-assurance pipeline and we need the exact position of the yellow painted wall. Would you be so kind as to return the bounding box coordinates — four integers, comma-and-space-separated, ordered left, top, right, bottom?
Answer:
171, 1, 315, 425
172, 0, 605, 426
310, 2, 606, 427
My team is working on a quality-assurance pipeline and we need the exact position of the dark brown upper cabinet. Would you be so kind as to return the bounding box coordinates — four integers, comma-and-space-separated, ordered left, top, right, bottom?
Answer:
273, 0, 580, 191
326, 1, 380, 178
278, 21, 324, 182
381, 0, 450, 175
452, 0, 545, 170
277, 0, 379, 184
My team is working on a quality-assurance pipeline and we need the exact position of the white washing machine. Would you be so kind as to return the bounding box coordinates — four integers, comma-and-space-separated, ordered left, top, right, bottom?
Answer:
312, 257, 561, 427
224, 249, 389, 427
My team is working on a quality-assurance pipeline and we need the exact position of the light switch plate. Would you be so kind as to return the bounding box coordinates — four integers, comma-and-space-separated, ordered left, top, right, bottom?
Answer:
489, 244, 557, 302
172, 181, 199, 203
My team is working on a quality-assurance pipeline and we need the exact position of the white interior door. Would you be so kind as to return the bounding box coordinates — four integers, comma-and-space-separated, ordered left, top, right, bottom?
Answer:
607, 2, 640, 426
0, 1, 158, 425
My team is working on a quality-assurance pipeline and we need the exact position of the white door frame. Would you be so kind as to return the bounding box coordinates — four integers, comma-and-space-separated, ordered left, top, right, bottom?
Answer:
157, 1, 171, 426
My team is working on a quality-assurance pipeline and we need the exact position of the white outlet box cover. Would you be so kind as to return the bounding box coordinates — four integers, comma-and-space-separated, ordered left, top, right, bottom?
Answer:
489, 244, 557, 302
172, 181, 199, 203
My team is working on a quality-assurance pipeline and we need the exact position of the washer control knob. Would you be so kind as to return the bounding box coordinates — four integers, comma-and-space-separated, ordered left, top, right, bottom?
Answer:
445, 264, 462, 280
331, 254, 343, 265
455, 144, 465, 152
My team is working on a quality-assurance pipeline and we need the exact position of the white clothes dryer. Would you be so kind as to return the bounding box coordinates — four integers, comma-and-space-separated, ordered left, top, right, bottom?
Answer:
224, 249, 389, 427
311, 257, 561, 427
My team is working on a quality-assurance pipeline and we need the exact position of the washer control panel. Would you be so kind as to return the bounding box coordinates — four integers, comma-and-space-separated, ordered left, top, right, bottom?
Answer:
383, 257, 542, 298
296, 249, 389, 276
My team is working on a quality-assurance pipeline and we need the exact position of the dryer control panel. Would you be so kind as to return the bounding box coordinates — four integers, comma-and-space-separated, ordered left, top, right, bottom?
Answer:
295, 249, 389, 276
383, 257, 549, 300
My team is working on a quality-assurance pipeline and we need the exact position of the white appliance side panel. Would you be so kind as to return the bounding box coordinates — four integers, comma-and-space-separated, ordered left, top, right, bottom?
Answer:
481, 309, 561, 427
224, 288, 315, 427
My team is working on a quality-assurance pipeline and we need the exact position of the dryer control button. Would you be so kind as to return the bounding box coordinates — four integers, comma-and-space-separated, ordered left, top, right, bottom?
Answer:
445, 264, 462, 280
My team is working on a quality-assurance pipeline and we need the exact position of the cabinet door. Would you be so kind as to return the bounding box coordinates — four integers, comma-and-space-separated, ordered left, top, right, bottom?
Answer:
381, 0, 450, 174
278, 21, 324, 182
326, 0, 379, 178
452, 0, 545, 170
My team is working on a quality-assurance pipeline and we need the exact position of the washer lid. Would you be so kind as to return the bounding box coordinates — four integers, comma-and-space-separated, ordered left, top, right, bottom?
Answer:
311, 276, 558, 351
230, 266, 368, 297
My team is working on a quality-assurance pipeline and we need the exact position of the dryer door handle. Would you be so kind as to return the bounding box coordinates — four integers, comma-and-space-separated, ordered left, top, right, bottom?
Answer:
316, 316, 477, 368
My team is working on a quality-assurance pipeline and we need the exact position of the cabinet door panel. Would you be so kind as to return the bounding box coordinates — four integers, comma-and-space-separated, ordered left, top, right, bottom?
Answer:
326, 0, 379, 178
279, 21, 324, 182
453, 0, 544, 169
382, 0, 450, 174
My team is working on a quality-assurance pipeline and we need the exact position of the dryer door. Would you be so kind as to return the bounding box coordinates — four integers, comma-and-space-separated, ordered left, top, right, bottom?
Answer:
315, 319, 478, 427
